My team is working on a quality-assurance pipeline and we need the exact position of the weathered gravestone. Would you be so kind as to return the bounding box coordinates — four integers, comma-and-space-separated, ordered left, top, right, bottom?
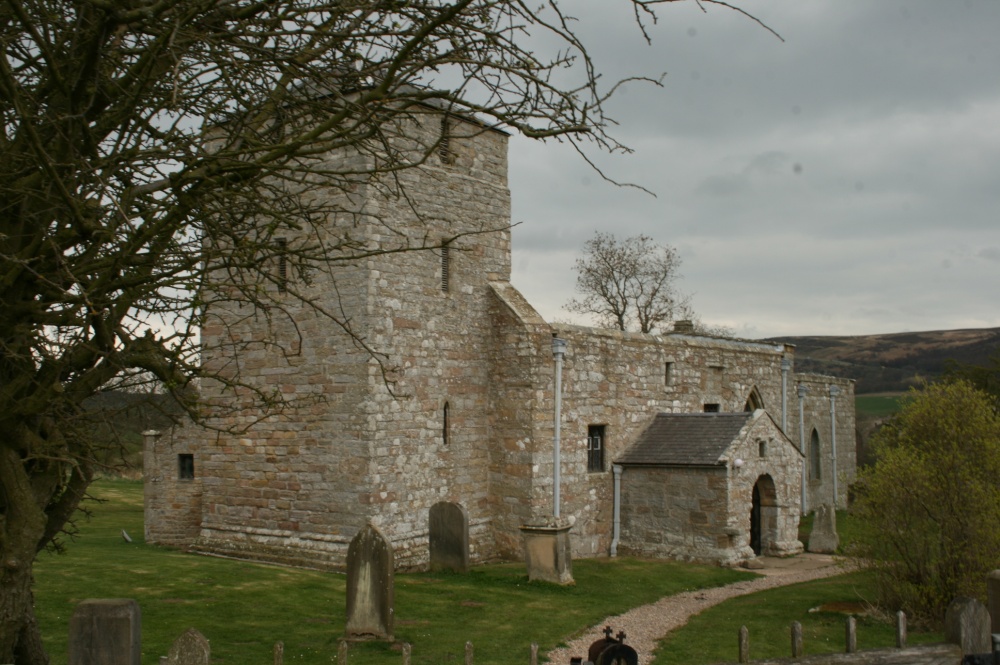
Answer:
68, 599, 142, 665
807, 503, 839, 554
163, 628, 210, 665
987, 570, 1000, 634
519, 517, 574, 585
429, 501, 470, 573
944, 596, 991, 655
345, 522, 394, 640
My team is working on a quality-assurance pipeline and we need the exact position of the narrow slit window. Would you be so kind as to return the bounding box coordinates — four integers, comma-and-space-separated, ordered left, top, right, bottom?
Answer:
810, 429, 822, 480
178, 453, 194, 480
442, 402, 450, 445
665, 361, 674, 386
441, 243, 450, 293
439, 115, 455, 164
276, 238, 288, 293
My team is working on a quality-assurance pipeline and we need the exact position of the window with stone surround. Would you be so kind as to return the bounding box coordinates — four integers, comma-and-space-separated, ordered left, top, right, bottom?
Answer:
178, 454, 194, 480
810, 428, 821, 480
703, 403, 720, 413
587, 425, 605, 472
664, 361, 674, 386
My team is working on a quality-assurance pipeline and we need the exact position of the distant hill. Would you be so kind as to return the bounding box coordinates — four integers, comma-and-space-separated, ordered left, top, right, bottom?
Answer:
763, 327, 1000, 394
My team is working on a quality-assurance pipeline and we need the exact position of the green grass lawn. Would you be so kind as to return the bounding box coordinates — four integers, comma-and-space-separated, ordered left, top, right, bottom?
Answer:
651, 572, 943, 664
855, 393, 907, 418
33, 480, 754, 664
33, 479, 940, 665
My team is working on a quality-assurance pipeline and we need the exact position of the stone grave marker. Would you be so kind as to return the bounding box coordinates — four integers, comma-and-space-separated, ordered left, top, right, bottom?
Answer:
163, 628, 210, 665
945, 596, 991, 655
807, 503, 839, 554
68, 598, 142, 665
345, 522, 394, 640
429, 502, 469, 573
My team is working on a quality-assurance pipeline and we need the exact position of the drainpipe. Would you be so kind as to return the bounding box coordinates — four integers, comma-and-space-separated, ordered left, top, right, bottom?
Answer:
780, 356, 792, 432
829, 384, 840, 509
611, 464, 623, 556
797, 384, 807, 514
552, 336, 567, 518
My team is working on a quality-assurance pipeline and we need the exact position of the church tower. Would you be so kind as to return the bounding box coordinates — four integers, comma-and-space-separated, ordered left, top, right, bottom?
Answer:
145, 106, 513, 569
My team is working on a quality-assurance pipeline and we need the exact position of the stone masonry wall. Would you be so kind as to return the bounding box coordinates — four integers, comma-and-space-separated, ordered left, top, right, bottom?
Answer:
143, 429, 202, 546
355, 112, 511, 569
618, 466, 730, 562
486, 283, 551, 558
723, 413, 804, 560
549, 326, 791, 557
795, 373, 856, 511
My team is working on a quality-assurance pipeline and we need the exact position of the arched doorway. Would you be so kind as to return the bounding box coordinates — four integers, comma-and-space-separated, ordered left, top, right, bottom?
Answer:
749, 475, 778, 556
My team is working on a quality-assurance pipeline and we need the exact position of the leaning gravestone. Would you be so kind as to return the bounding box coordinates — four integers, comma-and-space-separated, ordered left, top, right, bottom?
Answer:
164, 628, 210, 665
429, 502, 470, 573
345, 522, 394, 640
68, 599, 142, 665
945, 596, 992, 655
807, 503, 839, 554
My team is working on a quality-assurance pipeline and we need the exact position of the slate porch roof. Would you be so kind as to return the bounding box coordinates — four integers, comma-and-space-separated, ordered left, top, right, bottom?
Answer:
615, 412, 753, 467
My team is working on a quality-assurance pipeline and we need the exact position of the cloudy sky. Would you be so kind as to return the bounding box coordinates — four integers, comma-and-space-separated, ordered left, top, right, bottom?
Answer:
505, 0, 1000, 339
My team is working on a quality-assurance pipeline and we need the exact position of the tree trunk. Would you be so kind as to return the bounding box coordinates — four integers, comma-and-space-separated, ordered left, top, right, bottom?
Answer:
0, 558, 50, 665
0, 445, 54, 665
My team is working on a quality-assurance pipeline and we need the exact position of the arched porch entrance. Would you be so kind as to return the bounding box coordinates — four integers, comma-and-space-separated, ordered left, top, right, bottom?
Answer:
750, 474, 778, 556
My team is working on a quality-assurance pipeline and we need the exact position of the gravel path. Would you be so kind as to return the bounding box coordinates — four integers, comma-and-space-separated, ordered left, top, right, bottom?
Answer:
546, 554, 847, 665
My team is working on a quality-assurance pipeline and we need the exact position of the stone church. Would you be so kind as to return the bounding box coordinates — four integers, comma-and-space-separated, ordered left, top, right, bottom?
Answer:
144, 106, 856, 570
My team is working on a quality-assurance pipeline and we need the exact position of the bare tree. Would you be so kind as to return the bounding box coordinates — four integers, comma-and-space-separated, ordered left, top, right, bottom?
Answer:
565, 232, 693, 334
0, 1, 768, 662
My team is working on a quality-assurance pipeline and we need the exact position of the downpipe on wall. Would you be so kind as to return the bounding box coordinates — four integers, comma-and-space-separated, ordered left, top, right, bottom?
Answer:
611, 464, 622, 556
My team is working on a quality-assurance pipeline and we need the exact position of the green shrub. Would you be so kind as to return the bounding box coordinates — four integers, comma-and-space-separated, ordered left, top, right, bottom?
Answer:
850, 381, 1000, 626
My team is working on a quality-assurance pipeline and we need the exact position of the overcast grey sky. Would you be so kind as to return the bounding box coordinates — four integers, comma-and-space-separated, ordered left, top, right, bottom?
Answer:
506, 0, 1000, 339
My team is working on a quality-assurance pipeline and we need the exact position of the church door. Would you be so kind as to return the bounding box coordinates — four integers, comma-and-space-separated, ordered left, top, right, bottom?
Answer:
750, 483, 762, 555
749, 475, 778, 557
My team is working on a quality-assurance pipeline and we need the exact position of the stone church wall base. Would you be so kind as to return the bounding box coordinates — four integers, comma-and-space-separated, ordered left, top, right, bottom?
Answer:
617, 541, 746, 566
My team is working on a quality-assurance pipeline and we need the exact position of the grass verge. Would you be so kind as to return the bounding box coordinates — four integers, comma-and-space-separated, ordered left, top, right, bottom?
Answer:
651, 571, 943, 664
34, 479, 756, 665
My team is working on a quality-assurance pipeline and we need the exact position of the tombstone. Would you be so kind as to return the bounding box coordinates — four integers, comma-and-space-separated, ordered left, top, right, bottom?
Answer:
945, 597, 992, 655
519, 517, 573, 585
429, 502, 469, 573
164, 628, 210, 665
588, 626, 618, 664
807, 503, 839, 554
345, 522, 394, 640
585, 627, 637, 665
68, 599, 142, 665
987, 570, 1000, 634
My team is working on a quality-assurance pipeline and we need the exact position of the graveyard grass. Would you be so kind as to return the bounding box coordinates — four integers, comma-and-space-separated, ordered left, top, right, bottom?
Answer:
34, 480, 941, 665
652, 573, 944, 665
34, 479, 751, 664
